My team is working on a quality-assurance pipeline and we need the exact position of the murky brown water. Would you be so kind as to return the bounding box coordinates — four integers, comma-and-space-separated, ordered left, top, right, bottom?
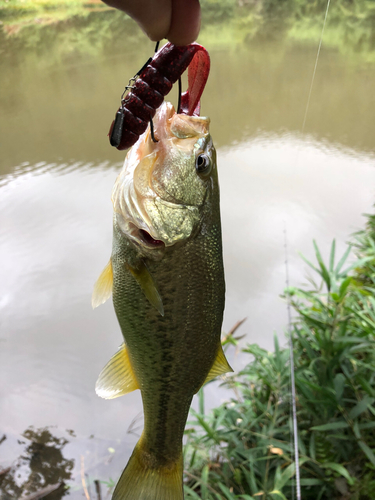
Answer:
1, 9, 375, 498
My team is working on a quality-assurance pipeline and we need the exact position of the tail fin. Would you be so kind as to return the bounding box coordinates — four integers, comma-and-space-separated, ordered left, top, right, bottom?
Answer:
112, 436, 184, 500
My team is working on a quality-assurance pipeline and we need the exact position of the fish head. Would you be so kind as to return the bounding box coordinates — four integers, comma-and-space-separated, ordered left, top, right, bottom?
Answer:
112, 102, 217, 259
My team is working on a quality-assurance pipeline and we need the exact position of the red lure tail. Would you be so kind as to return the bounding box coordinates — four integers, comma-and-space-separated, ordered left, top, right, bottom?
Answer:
109, 42, 211, 150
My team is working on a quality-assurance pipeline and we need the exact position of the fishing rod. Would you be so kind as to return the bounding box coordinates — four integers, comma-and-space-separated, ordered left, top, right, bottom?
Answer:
284, 225, 301, 500
287, 1, 331, 499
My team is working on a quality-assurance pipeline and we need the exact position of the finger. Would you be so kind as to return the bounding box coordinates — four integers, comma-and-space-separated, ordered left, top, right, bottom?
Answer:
102, 0, 172, 41
167, 0, 201, 45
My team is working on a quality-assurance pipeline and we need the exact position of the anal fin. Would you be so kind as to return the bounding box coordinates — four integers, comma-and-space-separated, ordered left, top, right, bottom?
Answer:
92, 259, 113, 309
127, 260, 164, 316
96, 343, 139, 399
198, 345, 233, 391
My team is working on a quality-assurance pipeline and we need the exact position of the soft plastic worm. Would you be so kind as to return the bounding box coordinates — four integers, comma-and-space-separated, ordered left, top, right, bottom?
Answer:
109, 42, 211, 150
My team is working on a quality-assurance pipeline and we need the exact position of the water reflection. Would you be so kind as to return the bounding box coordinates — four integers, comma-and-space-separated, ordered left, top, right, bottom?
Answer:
0, 427, 73, 499
1, 136, 374, 437
1, 18, 375, 176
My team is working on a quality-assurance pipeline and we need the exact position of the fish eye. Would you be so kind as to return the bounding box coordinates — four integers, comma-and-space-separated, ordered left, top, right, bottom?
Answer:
195, 154, 211, 175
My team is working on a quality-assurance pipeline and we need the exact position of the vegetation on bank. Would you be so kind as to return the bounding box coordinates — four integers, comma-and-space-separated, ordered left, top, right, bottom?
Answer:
1, 0, 375, 62
0, 0, 107, 18
183, 212, 375, 500
0, 0, 107, 33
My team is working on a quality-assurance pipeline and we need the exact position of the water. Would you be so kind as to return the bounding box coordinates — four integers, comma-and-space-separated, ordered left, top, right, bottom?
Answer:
1, 10, 375, 498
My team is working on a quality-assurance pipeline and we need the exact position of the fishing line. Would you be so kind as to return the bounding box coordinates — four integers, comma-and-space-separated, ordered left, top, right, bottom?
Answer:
301, 0, 331, 134
287, 2, 331, 498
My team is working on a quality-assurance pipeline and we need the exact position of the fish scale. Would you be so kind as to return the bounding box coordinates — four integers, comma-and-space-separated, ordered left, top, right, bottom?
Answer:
111, 215, 224, 463
92, 102, 230, 500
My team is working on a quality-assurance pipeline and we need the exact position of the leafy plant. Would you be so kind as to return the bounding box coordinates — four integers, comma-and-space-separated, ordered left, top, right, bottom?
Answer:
184, 214, 375, 499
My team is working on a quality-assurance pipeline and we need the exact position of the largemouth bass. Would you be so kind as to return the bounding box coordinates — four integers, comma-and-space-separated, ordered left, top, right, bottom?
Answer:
92, 101, 231, 500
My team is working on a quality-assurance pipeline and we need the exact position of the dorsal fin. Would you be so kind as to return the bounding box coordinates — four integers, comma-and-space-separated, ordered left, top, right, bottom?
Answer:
96, 343, 139, 399
127, 260, 164, 316
92, 259, 113, 309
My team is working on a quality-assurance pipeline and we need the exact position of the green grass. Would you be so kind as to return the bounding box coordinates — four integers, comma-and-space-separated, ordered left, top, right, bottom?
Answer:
184, 211, 375, 499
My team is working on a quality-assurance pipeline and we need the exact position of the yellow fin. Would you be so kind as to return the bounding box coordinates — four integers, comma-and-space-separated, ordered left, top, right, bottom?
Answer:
95, 343, 139, 399
92, 259, 113, 309
127, 261, 164, 316
113, 434, 183, 500
199, 345, 233, 390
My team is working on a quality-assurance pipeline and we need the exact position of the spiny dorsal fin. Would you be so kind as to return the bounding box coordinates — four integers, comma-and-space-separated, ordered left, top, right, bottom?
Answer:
92, 259, 113, 309
197, 345, 233, 392
127, 260, 164, 316
95, 343, 139, 399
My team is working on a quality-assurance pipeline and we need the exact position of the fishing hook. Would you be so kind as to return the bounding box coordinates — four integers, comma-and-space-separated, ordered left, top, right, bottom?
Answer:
149, 115, 158, 143
177, 77, 182, 114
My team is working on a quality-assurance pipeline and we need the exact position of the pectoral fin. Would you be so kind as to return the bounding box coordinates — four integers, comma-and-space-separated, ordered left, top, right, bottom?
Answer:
95, 343, 139, 399
127, 261, 164, 316
198, 345, 233, 391
92, 259, 113, 309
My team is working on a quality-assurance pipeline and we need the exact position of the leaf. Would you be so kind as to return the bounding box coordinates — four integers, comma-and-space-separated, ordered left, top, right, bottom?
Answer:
348, 396, 375, 420
296, 332, 317, 360
335, 245, 352, 274
358, 441, 375, 467
198, 387, 205, 416
241, 464, 258, 493
333, 336, 370, 344
359, 422, 375, 430
201, 465, 209, 500
311, 421, 350, 431
329, 239, 336, 272
320, 463, 354, 485
270, 490, 288, 500
274, 463, 295, 490
184, 485, 204, 500
299, 252, 319, 273
313, 240, 331, 290
339, 277, 352, 299
299, 478, 324, 486
309, 433, 316, 461
193, 413, 220, 443
341, 256, 372, 276
218, 482, 235, 499
334, 374, 346, 402
353, 421, 361, 439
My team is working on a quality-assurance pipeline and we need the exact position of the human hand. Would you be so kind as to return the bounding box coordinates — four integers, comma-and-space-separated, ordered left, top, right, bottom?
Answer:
101, 0, 201, 46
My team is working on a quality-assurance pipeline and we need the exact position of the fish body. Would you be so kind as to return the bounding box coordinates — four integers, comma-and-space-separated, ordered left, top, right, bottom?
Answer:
93, 102, 230, 500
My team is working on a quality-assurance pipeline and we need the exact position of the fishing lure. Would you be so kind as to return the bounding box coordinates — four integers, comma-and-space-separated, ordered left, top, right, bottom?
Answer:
109, 42, 210, 150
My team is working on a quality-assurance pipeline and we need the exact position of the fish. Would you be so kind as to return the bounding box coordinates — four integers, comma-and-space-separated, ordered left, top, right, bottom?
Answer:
92, 100, 231, 500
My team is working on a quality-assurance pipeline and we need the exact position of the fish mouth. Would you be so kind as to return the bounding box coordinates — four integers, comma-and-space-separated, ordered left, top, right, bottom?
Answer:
126, 221, 166, 250
138, 229, 165, 249
112, 102, 211, 254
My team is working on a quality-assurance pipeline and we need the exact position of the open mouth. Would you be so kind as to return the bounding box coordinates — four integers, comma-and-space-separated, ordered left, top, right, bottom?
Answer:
139, 229, 165, 248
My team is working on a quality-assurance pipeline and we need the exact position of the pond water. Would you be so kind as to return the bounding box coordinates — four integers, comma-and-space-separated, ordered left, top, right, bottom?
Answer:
1, 9, 375, 499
